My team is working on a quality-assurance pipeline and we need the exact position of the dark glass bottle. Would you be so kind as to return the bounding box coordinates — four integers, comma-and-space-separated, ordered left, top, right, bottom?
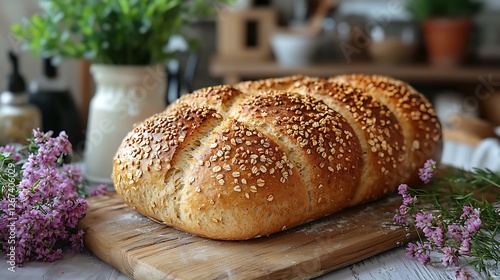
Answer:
29, 58, 84, 150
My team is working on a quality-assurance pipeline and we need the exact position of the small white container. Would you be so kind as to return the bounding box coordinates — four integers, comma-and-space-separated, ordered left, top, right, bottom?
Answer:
271, 31, 318, 66
442, 128, 500, 172
470, 137, 500, 172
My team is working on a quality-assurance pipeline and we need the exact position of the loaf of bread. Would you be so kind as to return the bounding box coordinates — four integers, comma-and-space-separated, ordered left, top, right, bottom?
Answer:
112, 74, 442, 240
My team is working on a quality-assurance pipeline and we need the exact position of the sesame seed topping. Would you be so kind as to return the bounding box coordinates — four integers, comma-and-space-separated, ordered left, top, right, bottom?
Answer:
252, 166, 259, 174
257, 179, 265, 187
212, 166, 222, 172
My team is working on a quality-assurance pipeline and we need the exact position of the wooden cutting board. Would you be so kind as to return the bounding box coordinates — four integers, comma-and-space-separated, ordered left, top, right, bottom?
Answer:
79, 192, 417, 280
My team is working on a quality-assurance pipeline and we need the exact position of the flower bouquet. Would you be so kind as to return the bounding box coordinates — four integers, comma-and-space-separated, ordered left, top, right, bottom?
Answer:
0, 129, 107, 267
395, 160, 500, 279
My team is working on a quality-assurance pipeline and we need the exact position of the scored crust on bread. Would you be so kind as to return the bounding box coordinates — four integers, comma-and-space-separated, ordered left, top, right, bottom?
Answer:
329, 74, 443, 183
113, 74, 442, 240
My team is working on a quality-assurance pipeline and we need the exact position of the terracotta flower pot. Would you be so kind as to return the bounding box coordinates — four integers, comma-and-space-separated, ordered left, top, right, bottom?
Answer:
422, 17, 472, 67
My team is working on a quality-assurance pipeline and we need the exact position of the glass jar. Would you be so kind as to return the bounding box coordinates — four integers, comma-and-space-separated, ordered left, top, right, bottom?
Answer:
0, 91, 41, 146
368, 20, 419, 65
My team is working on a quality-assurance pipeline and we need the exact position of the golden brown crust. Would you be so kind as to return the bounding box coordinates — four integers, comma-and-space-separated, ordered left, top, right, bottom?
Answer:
329, 74, 443, 184
238, 91, 363, 217
113, 74, 442, 240
284, 78, 406, 205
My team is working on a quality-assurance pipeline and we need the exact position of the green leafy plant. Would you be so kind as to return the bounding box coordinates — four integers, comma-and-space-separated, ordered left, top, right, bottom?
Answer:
407, 0, 482, 21
11, 0, 233, 65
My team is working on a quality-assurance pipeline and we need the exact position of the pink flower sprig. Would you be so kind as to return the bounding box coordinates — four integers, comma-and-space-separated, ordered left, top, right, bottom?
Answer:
418, 159, 437, 184
394, 159, 500, 280
0, 128, 107, 265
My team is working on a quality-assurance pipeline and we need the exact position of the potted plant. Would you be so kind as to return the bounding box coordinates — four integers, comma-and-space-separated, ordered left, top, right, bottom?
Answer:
11, 0, 232, 183
407, 0, 482, 67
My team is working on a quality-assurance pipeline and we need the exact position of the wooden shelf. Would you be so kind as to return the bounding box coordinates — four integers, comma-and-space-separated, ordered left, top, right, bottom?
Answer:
210, 56, 500, 85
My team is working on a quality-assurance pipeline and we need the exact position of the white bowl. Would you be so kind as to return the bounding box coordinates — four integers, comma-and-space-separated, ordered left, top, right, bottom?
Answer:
470, 138, 500, 171
270, 32, 317, 66
442, 134, 500, 172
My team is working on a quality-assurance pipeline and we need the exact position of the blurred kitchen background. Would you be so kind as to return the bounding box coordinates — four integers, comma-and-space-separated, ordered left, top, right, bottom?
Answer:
1, 0, 499, 172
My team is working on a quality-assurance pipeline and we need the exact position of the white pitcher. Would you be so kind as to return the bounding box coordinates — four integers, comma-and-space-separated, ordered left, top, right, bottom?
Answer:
83, 64, 166, 183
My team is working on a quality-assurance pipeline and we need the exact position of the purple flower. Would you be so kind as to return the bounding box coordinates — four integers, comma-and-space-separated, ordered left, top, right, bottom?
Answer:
418, 159, 436, 184
459, 238, 471, 256
415, 212, 434, 230
90, 184, 109, 197
455, 268, 472, 280
461, 206, 472, 219
0, 144, 16, 153
461, 206, 482, 233
394, 213, 407, 224
406, 241, 431, 265
446, 223, 463, 243
428, 226, 445, 247
397, 184, 416, 206
398, 184, 409, 195
0, 144, 22, 161
440, 246, 459, 267
403, 194, 416, 207
32, 128, 51, 143
465, 218, 482, 233
399, 204, 409, 216
70, 229, 86, 252
394, 184, 418, 225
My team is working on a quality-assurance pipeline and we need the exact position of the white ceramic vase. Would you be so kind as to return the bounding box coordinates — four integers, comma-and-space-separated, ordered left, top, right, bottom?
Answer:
83, 64, 166, 183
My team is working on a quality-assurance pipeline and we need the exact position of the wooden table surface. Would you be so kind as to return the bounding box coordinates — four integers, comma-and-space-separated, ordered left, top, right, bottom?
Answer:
2, 172, 498, 279
2, 245, 498, 279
